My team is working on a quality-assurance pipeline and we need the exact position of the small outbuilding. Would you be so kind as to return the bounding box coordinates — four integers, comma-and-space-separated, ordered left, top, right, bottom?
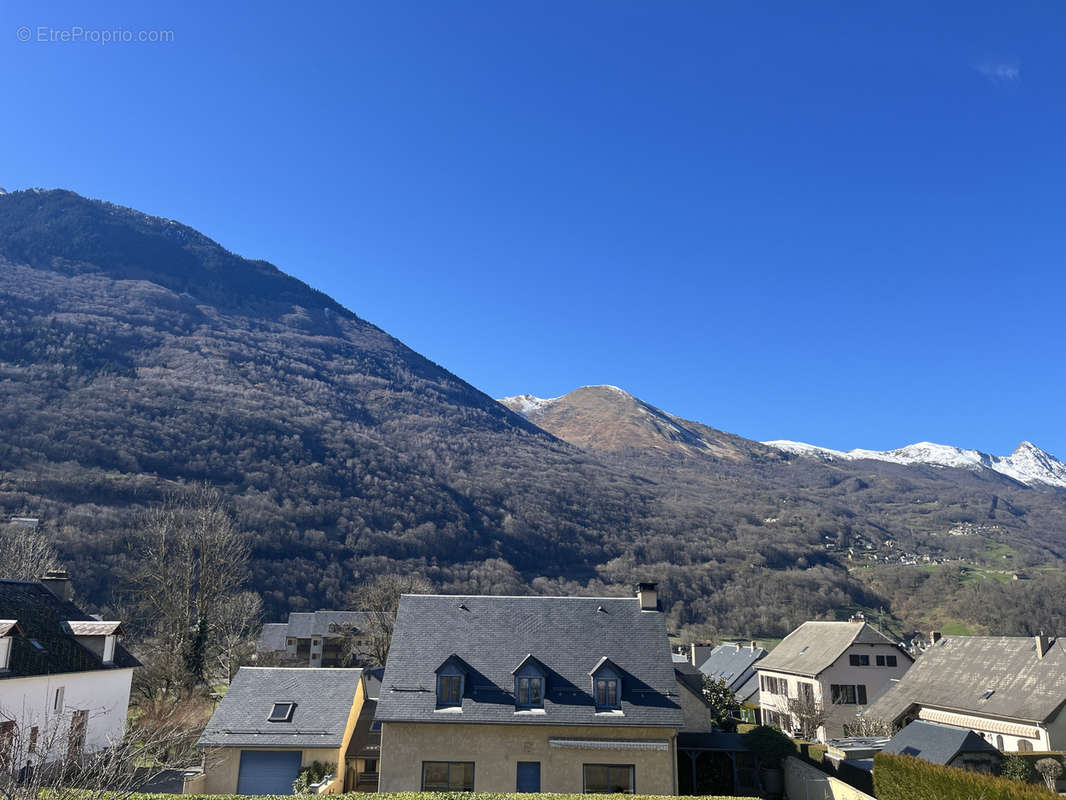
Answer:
882, 720, 1002, 774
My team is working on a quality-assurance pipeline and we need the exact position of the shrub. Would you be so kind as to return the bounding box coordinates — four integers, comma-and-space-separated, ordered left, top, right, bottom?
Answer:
291, 761, 335, 793
742, 724, 797, 767
874, 752, 1057, 800
1002, 754, 1034, 783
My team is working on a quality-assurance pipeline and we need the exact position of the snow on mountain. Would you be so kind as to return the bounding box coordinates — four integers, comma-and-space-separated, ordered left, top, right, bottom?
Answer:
498, 393, 558, 417
764, 439, 1066, 489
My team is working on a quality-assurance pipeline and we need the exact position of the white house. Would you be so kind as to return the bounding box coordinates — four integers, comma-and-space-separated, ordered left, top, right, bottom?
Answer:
755, 619, 913, 742
0, 573, 137, 766
864, 634, 1066, 753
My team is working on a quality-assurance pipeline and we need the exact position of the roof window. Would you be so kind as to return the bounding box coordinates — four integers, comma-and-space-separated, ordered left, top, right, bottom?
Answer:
980, 688, 995, 700
268, 702, 296, 722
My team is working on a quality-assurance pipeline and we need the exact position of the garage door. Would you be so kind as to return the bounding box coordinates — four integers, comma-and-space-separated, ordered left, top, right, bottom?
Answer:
236, 750, 303, 795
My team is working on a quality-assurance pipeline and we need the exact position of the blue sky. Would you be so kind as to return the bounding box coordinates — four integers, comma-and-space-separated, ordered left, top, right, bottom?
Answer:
3, 1, 1064, 457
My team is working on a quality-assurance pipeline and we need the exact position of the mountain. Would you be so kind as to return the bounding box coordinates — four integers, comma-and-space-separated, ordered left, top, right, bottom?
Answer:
763, 440, 1066, 489
4, 189, 1066, 641
500, 385, 783, 462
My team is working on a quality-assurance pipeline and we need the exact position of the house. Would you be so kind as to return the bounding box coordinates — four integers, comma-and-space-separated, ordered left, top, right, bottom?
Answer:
375, 584, 685, 794
755, 619, 913, 742
257, 611, 377, 667
672, 660, 714, 732
344, 667, 383, 792
696, 642, 767, 724
193, 666, 372, 794
881, 720, 1001, 773
863, 634, 1066, 752
0, 573, 138, 764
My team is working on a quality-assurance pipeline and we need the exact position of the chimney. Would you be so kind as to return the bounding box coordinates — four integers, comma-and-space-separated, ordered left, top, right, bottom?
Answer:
751, 640, 759, 652
40, 569, 73, 603
636, 582, 658, 612
1036, 632, 1051, 659
930, 631, 942, 645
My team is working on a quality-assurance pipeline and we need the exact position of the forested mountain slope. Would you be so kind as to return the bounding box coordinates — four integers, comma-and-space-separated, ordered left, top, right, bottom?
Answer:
2, 189, 1065, 639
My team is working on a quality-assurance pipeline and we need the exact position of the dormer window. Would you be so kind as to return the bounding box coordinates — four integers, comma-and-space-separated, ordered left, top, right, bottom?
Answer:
0, 637, 11, 672
511, 654, 548, 710
435, 656, 467, 708
589, 657, 623, 710
268, 702, 296, 722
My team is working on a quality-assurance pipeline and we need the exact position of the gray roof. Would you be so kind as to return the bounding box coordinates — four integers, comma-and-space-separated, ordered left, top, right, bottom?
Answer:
698, 642, 766, 691
0, 580, 138, 678
865, 636, 1066, 725
882, 720, 1000, 765
257, 623, 288, 653
758, 621, 905, 677
377, 594, 684, 728
285, 610, 374, 639
198, 667, 363, 749
62, 620, 124, 636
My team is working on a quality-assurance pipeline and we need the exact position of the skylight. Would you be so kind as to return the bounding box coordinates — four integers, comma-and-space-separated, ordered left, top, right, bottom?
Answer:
980, 688, 995, 700
268, 702, 296, 722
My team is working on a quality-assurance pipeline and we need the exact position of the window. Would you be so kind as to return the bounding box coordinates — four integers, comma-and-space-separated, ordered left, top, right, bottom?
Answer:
68, 710, 88, 758
830, 684, 868, 705
996, 735, 1005, 751
268, 702, 296, 722
849, 654, 870, 666
364, 759, 377, 774
28, 726, 38, 753
760, 675, 788, 695
583, 764, 634, 794
798, 682, 815, 704
1018, 740, 1034, 753
516, 676, 544, 708
438, 674, 462, 706
875, 654, 898, 667
370, 720, 382, 731
54, 686, 65, 712
0, 638, 11, 671
422, 761, 474, 791
595, 678, 619, 709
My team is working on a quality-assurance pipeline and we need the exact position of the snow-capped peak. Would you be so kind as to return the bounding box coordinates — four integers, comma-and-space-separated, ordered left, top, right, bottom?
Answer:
763, 438, 1066, 489
498, 393, 558, 417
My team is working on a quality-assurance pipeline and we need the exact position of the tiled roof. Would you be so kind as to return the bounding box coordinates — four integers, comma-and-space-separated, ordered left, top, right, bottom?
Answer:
698, 643, 766, 691
0, 580, 138, 678
757, 621, 904, 677
377, 594, 684, 728
865, 636, 1066, 725
62, 621, 124, 636
198, 667, 363, 749
285, 610, 374, 639
882, 720, 1000, 765
257, 623, 288, 653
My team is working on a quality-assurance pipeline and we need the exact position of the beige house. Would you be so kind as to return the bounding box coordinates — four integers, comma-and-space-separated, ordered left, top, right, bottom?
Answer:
376, 584, 685, 794
756, 620, 913, 742
864, 634, 1066, 752
257, 611, 377, 667
192, 667, 376, 795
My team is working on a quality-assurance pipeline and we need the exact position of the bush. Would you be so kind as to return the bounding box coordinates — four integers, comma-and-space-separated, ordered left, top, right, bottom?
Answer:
874, 753, 1057, 800
291, 761, 335, 793
742, 724, 797, 767
1002, 755, 1035, 783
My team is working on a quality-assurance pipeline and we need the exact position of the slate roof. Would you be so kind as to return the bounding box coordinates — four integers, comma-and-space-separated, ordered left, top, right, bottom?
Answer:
757, 621, 904, 677
882, 720, 1000, 765
257, 623, 288, 653
62, 621, 124, 636
198, 667, 363, 749
699, 643, 766, 691
285, 610, 374, 639
865, 636, 1066, 725
0, 580, 139, 678
377, 594, 684, 728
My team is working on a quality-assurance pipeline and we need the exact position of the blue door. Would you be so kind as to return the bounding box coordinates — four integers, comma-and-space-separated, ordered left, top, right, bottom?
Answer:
236, 750, 303, 795
516, 761, 541, 793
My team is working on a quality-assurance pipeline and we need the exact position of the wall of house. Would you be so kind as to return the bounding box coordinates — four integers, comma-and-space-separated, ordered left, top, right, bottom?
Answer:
0, 667, 134, 762
915, 707, 1050, 753
379, 722, 678, 794
200, 747, 341, 794
784, 756, 876, 800
759, 643, 910, 742
677, 685, 713, 732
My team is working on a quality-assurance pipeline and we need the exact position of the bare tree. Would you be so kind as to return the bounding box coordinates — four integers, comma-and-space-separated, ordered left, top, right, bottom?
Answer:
843, 714, 896, 737
127, 483, 250, 695
347, 574, 432, 666
1035, 757, 1063, 792
210, 591, 262, 683
787, 692, 832, 741
0, 708, 198, 800
0, 526, 58, 581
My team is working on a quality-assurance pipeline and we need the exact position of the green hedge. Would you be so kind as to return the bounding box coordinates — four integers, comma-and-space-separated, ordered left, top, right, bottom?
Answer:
130, 794, 738, 800
874, 753, 1057, 800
